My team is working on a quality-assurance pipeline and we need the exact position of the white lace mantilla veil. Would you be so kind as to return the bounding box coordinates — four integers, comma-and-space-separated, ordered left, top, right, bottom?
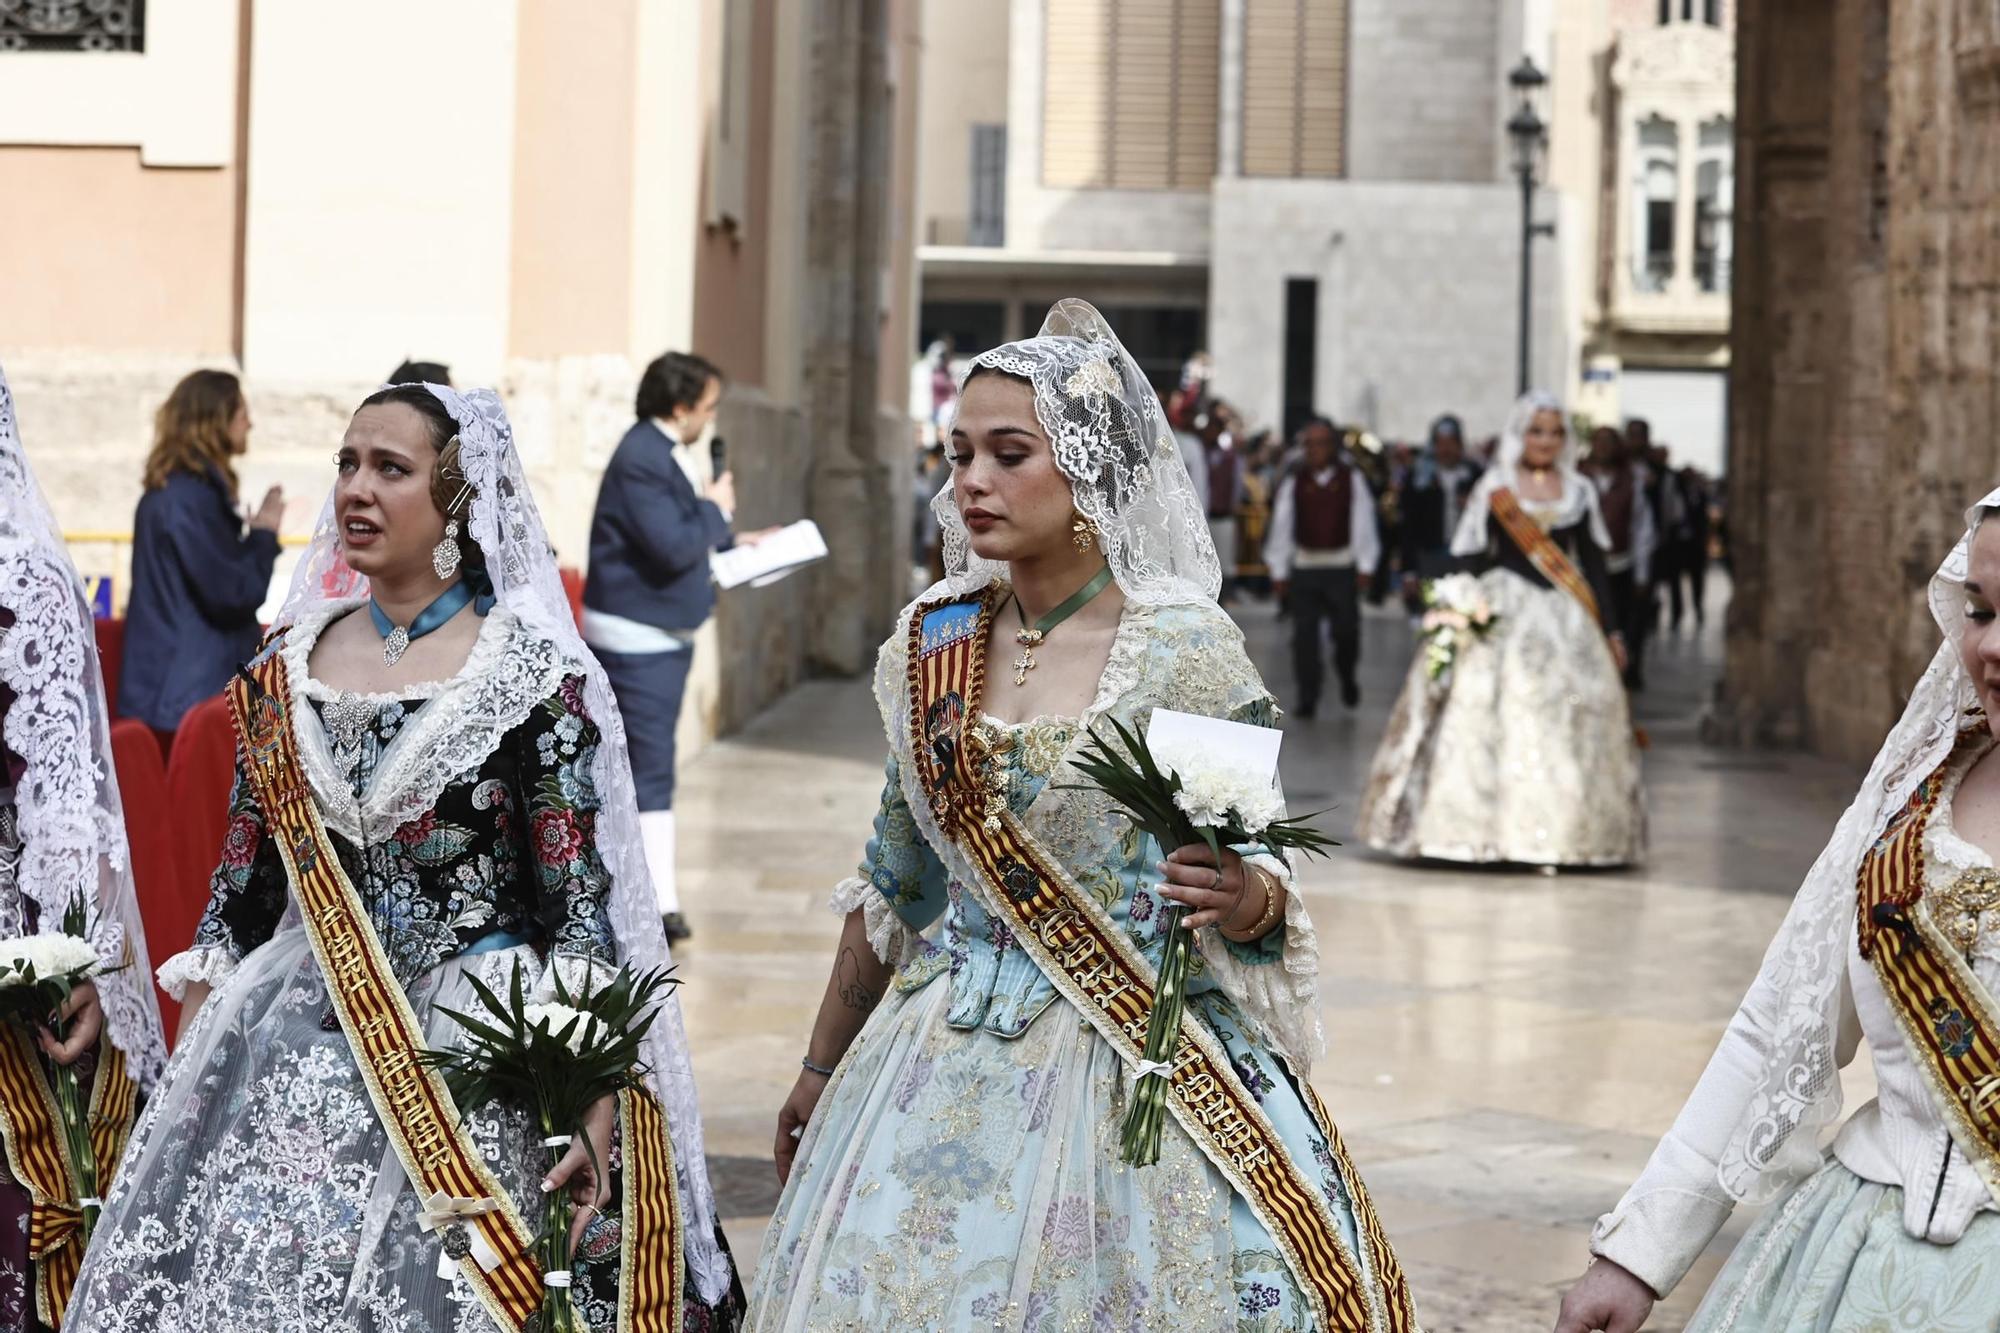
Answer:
0, 365, 168, 1093
928, 298, 1223, 607
271, 384, 730, 1303
1449, 389, 1612, 557
886, 301, 1327, 1069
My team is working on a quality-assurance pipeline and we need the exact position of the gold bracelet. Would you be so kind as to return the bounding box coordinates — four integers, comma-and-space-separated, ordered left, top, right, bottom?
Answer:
1224, 867, 1283, 940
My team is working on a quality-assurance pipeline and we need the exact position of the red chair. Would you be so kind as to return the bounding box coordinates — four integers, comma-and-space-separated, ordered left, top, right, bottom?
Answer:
93, 618, 125, 722
109, 720, 183, 1041
559, 567, 586, 630
144, 695, 238, 1048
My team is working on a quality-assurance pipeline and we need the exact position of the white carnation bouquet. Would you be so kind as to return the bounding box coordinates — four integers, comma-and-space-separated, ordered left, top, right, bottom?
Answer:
1418, 572, 1499, 681
1063, 715, 1335, 1166
422, 960, 676, 1333
0, 898, 110, 1236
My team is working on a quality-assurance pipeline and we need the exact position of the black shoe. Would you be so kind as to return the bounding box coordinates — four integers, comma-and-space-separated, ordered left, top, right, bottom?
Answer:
662, 912, 692, 943
1295, 700, 1318, 720
1341, 679, 1361, 709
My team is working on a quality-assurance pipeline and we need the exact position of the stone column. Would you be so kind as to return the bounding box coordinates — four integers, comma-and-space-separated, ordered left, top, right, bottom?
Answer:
803, 0, 910, 676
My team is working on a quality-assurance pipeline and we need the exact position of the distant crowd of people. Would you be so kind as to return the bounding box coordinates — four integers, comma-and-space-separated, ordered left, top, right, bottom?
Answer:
910, 345, 1728, 713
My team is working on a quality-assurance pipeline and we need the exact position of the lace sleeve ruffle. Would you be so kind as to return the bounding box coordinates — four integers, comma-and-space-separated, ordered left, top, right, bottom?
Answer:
1193, 852, 1325, 1075
829, 874, 923, 968
155, 945, 239, 1002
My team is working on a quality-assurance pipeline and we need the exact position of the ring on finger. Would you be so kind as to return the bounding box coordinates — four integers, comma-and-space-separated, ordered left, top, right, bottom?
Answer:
1211, 868, 1223, 891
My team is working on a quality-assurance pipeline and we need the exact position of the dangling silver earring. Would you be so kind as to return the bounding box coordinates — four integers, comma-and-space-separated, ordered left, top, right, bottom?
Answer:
433, 520, 462, 580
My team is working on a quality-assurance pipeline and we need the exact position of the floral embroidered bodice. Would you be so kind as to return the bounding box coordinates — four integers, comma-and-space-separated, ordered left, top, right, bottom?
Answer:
850, 596, 1323, 1069
186, 606, 617, 987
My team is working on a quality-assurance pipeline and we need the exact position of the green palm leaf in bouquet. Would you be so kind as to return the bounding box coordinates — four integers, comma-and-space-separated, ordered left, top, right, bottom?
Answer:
419, 958, 678, 1333
1061, 714, 1335, 1166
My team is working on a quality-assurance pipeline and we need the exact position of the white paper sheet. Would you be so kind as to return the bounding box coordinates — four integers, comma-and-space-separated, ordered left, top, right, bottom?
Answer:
710, 520, 829, 590
1144, 708, 1283, 785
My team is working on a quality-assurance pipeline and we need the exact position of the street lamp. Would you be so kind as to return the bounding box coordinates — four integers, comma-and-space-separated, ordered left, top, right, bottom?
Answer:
1507, 56, 1556, 395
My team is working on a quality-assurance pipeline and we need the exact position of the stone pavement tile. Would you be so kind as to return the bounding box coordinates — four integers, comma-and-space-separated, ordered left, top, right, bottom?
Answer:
1397, 1216, 1595, 1289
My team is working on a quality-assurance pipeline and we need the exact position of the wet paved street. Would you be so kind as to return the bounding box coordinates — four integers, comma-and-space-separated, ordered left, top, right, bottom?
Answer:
671, 576, 1866, 1330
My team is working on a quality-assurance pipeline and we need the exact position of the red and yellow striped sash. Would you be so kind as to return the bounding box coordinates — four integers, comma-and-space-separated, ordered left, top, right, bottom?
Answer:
1489, 487, 1602, 626
1856, 723, 2000, 1196
617, 1085, 686, 1332
0, 1017, 136, 1326
904, 592, 1419, 1333
229, 651, 685, 1333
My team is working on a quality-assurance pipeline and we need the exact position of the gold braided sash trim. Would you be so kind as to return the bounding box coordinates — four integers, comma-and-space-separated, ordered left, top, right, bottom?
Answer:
1856, 723, 2000, 1199
1488, 487, 1602, 627
0, 1017, 136, 1326
617, 1084, 687, 1333
902, 592, 1420, 1333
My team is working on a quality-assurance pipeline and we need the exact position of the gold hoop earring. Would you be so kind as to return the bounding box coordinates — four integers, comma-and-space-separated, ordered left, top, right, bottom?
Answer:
1071, 512, 1099, 553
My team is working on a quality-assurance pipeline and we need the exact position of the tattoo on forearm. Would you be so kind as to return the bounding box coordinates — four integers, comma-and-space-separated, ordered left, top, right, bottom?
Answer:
835, 947, 879, 1013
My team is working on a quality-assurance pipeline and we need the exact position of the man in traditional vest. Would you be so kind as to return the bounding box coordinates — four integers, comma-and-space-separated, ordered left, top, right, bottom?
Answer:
1264, 417, 1380, 717
1583, 425, 1655, 690
1398, 412, 1484, 616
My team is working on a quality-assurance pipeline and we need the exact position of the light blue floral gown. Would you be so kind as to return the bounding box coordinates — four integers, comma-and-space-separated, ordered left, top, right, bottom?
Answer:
749, 598, 1410, 1331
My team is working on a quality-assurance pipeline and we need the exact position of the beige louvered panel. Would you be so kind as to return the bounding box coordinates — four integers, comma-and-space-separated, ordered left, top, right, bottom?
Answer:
1241, 0, 1303, 176
1241, 0, 1347, 178
1110, 0, 1175, 188
1171, 0, 1221, 186
1044, 0, 1112, 188
1297, 0, 1345, 176
1046, 0, 1222, 192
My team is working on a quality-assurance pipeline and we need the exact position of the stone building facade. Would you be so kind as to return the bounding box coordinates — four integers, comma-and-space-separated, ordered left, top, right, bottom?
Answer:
0, 0, 921, 759
915, 0, 1562, 446
1718, 0, 2000, 761
1552, 0, 1735, 475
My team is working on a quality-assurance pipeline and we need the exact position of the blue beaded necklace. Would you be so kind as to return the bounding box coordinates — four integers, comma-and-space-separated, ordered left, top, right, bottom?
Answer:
369, 580, 474, 666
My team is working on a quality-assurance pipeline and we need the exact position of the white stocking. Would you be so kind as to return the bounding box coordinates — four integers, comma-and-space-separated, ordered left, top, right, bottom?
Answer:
639, 809, 679, 914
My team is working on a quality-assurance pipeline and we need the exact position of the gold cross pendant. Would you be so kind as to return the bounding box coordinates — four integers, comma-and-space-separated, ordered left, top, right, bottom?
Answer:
1012, 628, 1044, 686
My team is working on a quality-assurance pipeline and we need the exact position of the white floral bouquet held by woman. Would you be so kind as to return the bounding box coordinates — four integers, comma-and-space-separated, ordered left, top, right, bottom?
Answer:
1418, 572, 1499, 681
420, 960, 677, 1333
1061, 713, 1336, 1166
0, 898, 110, 1236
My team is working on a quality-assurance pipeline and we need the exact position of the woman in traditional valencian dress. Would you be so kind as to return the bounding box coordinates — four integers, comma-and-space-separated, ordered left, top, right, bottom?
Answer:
1557, 489, 2000, 1332
1355, 391, 1644, 868
66, 383, 743, 1331
748, 301, 1421, 1332
0, 365, 168, 1331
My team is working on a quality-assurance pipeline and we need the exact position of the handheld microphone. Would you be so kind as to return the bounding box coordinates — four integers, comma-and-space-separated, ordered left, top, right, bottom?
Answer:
710, 436, 728, 482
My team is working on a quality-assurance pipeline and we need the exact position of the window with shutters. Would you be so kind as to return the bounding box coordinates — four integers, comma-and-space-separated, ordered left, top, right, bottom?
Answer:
1241, 0, 1347, 178
1042, 0, 1220, 191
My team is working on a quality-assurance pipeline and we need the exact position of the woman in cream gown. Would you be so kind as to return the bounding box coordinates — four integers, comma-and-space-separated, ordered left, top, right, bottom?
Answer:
1356, 391, 1644, 868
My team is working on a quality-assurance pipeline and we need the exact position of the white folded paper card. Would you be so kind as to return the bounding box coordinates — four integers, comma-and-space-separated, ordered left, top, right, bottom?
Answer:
710, 519, 829, 590
1144, 708, 1283, 787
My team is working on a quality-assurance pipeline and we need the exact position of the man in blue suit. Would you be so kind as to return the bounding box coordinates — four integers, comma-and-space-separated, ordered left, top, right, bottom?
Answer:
583, 352, 759, 942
